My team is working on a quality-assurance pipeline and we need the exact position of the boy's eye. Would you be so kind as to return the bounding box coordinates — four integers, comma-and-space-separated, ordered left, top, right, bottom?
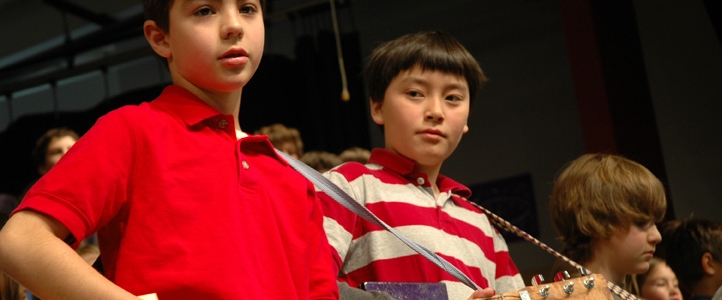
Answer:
635, 220, 653, 228
407, 91, 422, 98
445, 95, 463, 102
240, 4, 259, 15
194, 7, 214, 16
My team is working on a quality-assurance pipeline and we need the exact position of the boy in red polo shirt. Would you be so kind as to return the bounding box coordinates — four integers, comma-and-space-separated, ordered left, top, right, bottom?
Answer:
0, 1, 338, 299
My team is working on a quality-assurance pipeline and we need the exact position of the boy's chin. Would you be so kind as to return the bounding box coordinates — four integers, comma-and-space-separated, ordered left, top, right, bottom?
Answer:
631, 262, 652, 274
206, 81, 249, 93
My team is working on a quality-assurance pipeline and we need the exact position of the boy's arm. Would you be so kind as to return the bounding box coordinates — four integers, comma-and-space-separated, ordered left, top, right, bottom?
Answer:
306, 184, 340, 300
318, 169, 395, 299
0, 210, 138, 300
317, 169, 359, 274
489, 226, 525, 292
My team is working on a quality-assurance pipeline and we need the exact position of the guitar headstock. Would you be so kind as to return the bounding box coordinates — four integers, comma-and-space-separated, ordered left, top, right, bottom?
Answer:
482, 272, 613, 300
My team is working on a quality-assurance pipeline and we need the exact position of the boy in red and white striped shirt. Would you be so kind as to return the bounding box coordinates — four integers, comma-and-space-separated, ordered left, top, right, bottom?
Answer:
318, 31, 524, 300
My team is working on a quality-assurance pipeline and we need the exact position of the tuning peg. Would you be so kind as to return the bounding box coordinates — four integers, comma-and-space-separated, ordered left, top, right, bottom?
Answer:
563, 282, 575, 295
579, 267, 590, 276
530, 274, 545, 286
538, 285, 551, 298
554, 271, 571, 282
583, 277, 595, 290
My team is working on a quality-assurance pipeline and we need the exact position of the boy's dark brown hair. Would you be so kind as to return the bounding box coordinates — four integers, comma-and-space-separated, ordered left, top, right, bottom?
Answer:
141, 0, 267, 32
32, 127, 79, 171
549, 153, 667, 264
363, 31, 488, 105
660, 218, 722, 295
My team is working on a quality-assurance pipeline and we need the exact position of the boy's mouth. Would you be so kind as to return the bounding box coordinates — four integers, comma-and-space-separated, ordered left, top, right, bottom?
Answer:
219, 49, 249, 67
220, 48, 248, 59
419, 128, 445, 137
222, 53, 243, 59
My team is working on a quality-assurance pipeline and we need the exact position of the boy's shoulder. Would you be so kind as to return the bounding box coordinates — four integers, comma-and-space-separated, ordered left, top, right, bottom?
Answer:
328, 161, 376, 181
102, 85, 217, 125
93, 101, 152, 127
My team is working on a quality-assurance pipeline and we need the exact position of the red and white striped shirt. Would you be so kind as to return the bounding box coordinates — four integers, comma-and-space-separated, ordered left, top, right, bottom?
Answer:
319, 149, 524, 300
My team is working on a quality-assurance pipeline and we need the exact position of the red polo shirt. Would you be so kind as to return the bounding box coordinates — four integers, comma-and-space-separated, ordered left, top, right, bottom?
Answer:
18, 85, 338, 299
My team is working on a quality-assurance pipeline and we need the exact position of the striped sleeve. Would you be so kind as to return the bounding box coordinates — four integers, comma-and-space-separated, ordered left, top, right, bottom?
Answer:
318, 165, 365, 274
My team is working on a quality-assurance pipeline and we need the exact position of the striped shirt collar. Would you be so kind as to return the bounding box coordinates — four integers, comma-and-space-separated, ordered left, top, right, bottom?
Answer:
368, 148, 472, 199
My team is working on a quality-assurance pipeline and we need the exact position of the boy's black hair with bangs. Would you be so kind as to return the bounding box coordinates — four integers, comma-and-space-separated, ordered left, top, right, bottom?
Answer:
363, 31, 487, 105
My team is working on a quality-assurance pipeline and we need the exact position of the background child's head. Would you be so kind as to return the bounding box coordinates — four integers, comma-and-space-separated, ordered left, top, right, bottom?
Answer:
141, 0, 267, 33
627, 257, 683, 300
660, 218, 722, 299
254, 123, 304, 159
338, 147, 371, 164
300, 151, 342, 173
549, 153, 667, 264
363, 31, 487, 106
32, 127, 79, 175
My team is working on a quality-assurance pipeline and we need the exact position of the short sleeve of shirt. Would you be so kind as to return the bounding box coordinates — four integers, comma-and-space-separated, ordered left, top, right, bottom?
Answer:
18, 106, 138, 247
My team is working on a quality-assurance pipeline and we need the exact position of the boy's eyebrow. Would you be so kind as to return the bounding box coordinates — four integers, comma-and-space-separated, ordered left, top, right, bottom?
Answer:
399, 77, 429, 85
181, 0, 199, 9
401, 76, 469, 92
182, 0, 258, 8
181, 0, 221, 8
444, 83, 468, 92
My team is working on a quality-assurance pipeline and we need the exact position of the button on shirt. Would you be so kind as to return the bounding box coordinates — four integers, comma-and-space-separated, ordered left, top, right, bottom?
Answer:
218, 118, 229, 129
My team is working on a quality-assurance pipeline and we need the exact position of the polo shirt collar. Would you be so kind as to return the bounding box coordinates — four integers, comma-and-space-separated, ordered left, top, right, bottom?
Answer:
154, 85, 227, 127
368, 148, 471, 198
150, 85, 288, 165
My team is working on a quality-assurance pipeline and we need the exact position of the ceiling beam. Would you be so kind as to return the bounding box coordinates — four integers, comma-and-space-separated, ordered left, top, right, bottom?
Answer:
43, 0, 117, 26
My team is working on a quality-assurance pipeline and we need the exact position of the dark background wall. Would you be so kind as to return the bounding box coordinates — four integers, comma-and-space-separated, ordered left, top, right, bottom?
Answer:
0, 0, 720, 281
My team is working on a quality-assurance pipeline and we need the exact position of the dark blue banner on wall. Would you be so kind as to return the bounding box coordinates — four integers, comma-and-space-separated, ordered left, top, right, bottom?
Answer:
467, 173, 539, 243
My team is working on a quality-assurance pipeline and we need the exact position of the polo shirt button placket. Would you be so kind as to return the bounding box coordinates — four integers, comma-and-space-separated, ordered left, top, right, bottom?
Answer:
242, 161, 249, 170
416, 177, 425, 185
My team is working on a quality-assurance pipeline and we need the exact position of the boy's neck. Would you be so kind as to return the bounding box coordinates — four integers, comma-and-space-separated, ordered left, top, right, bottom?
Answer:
236, 130, 248, 139
194, 88, 242, 115
691, 277, 721, 297
582, 259, 625, 286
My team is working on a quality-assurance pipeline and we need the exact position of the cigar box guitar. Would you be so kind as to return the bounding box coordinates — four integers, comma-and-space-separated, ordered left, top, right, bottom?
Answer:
480, 270, 613, 300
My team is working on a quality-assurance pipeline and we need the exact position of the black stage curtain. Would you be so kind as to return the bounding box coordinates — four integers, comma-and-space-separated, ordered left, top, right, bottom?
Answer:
242, 30, 370, 154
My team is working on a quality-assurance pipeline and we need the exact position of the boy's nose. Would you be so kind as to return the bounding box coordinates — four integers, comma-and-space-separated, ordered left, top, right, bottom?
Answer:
221, 12, 244, 40
425, 99, 445, 122
649, 224, 662, 244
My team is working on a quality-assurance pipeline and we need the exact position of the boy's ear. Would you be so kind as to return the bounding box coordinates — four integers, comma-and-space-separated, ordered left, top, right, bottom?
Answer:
370, 98, 384, 125
463, 124, 469, 134
701, 252, 716, 275
144, 20, 171, 59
